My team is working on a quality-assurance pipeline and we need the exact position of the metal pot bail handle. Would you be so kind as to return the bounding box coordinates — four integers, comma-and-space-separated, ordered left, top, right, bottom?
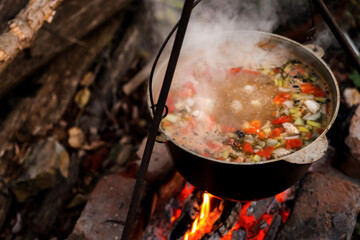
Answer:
148, 0, 202, 117
283, 134, 328, 164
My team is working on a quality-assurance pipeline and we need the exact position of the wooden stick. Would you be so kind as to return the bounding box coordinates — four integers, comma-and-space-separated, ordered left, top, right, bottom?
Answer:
0, 0, 63, 74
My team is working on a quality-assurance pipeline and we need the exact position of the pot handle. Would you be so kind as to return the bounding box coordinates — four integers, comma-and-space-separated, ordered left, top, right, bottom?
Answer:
282, 134, 328, 164
156, 131, 169, 143
304, 44, 325, 58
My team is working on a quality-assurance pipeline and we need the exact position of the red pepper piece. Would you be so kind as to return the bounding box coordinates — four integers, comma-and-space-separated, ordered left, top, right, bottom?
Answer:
228, 67, 241, 74
272, 115, 292, 125
285, 138, 303, 149
300, 83, 315, 94
300, 83, 326, 97
256, 146, 274, 159
273, 93, 291, 105
243, 69, 261, 75
313, 86, 326, 97
243, 142, 253, 154
271, 128, 284, 137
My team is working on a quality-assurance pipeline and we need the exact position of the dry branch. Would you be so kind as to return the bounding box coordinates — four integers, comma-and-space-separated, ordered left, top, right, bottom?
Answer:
0, 0, 133, 98
0, 0, 63, 73
123, 60, 153, 96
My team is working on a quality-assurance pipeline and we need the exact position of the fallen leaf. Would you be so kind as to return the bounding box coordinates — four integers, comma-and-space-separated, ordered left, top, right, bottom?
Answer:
74, 88, 91, 108
59, 149, 70, 178
68, 127, 85, 149
80, 72, 95, 86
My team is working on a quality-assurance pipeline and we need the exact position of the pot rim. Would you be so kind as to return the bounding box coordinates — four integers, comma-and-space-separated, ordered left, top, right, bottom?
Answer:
149, 30, 340, 165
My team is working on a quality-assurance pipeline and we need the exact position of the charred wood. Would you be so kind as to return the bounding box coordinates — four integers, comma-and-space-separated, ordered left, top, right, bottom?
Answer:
0, 180, 11, 231
263, 213, 282, 240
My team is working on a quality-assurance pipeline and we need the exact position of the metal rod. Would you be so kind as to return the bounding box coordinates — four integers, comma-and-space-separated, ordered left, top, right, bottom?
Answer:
312, 0, 360, 74
120, 0, 195, 239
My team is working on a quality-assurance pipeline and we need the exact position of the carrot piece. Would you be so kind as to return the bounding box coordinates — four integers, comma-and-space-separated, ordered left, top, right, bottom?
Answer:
272, 115, 292, 125
256, 146, 274, 159
244, 120, 261, 135
258, 131, 266, 139
273, 93, 291, 105
285, 138, 303, 149
243, 142, 253, 154
249, 120, 261, 129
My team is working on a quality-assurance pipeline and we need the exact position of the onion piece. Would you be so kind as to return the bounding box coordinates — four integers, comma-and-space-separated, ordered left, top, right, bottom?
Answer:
279, 87, 291, 92
272, 148, 292, 158
304, 99, 321, 113
165, 114, 178, 123
284, 135, 300, 140
303, 111, 321, 120
283, 122, 299, 134
266, 138, 278, 147
283, 100, 293, 108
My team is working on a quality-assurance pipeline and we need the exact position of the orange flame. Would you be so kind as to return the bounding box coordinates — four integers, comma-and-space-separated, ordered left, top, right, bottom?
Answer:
184, 193, 219, 240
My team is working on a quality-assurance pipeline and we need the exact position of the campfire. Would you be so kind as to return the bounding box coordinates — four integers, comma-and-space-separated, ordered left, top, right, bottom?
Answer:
144, 182, 294, 240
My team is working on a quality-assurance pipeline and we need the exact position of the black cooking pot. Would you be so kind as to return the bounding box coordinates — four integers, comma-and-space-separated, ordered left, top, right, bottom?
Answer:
149, 31, 340, 201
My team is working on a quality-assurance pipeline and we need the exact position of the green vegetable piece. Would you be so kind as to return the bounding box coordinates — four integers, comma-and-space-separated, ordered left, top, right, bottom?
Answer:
298, 126, 310, 132
222, 150, 229, 160
252, 154, 261, 162
294, 118, 304, 126
306, 120, 321, 128
289, 108, 299, 114
349, 70, 360, 88
310, 75, 318, 82
314, 97, 327, 103
292, 93, 302, 99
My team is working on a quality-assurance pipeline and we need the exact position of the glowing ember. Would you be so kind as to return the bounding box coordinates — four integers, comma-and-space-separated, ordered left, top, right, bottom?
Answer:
220, 189, 293, 240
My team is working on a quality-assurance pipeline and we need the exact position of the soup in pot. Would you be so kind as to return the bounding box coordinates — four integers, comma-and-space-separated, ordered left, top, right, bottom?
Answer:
159, 42, 331, 162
